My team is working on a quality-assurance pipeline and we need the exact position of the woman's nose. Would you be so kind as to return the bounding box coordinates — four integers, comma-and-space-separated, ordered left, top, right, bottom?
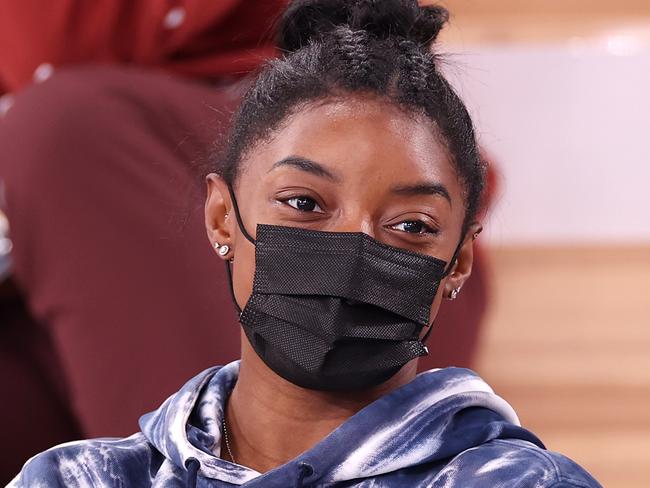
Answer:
333, 214, 376, 238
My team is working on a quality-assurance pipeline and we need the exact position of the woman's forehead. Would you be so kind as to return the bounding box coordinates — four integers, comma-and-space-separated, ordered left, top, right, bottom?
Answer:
240, 97, 460, 192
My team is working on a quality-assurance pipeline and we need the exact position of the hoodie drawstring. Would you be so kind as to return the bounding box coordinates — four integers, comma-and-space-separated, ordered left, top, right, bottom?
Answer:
185, 457, 200, 488
296, 462, 314, 488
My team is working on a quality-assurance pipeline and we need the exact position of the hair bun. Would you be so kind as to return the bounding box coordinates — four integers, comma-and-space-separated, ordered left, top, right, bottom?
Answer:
277, 0, 449, 52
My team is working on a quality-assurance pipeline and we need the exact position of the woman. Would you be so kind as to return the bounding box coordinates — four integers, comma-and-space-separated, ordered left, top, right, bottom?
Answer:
10, 1, 601, 487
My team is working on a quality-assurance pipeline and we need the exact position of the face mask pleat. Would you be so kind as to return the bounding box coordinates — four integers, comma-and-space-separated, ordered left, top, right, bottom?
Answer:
253, 225, 445, 325
243, 294, 422, 342
242, 309, 427, 390
321, 340, 428, 375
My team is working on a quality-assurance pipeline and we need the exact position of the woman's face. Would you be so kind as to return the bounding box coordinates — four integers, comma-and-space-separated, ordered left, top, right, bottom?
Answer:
206, 96, 478, 330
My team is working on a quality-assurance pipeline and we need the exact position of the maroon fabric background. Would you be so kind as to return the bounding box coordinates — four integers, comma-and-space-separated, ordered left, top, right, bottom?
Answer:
0, 67, 243, 440
0, 0, 287, 94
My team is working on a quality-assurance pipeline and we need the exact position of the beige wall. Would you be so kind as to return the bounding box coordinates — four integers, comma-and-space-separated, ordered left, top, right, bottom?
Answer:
419, 0, 650, 245
422, 0, 650, 44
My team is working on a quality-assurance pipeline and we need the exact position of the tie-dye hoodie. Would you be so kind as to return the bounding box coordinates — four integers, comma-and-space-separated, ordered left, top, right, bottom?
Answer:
10, 361, 601, 487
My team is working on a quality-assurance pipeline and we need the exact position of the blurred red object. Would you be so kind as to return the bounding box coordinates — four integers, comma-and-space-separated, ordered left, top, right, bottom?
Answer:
0, 0, 287, 94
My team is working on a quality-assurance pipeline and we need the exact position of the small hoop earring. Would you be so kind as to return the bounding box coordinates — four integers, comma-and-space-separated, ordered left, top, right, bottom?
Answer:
449, 287, 461, 300
473, 232, 480, 240
218, 245, 230, 256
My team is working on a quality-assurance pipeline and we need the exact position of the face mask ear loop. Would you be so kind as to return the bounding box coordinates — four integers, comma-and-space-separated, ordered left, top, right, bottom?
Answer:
225, 260, 243, 317
420, 233, 467, 349
441, 234, 466, 279
420, 287, 445, 350
421, 319, 435, 345
223, 184, 255, 317
227, 184, 256, 245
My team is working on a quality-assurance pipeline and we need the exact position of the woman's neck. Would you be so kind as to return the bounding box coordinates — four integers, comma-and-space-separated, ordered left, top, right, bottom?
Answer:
222, 337, 418, 473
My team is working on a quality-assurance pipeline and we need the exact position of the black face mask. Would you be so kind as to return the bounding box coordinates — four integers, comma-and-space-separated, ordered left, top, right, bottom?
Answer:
225, 188, 461, 391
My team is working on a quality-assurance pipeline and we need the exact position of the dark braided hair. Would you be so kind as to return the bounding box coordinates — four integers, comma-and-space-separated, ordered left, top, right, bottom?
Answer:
215, 0, 485, 233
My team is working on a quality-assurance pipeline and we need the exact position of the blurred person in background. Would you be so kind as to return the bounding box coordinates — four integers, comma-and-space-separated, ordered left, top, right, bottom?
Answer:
0, 1, 285, 481
0, 0, 493, 483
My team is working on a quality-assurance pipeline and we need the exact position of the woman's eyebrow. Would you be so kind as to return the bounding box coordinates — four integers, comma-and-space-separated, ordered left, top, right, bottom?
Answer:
390, 182, 452, 206
268, 155, 341, 182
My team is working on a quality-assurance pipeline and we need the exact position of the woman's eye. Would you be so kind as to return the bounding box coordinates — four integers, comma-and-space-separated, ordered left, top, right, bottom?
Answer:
284, 196, 323, 213
391, 220, 437, 235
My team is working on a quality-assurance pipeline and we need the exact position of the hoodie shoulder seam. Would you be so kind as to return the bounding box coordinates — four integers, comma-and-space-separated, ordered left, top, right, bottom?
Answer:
490, 439, 575, 485
547, 480, 595, 488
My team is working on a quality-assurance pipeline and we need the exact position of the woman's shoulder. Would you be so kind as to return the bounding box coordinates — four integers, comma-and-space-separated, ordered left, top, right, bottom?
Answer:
442, 438, 601, 487
8, 433, 159, 488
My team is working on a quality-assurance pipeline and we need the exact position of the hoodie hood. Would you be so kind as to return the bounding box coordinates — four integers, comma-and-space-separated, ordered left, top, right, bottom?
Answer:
139, 361, 543, 486
140, 362, 259, 485
12, 361, 601, 488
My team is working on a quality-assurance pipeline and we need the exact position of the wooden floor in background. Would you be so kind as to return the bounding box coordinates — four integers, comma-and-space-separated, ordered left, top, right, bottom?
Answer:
476, 246, 650, 488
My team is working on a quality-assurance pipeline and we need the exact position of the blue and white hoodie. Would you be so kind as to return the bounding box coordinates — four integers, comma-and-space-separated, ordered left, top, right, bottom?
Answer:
10, 361, 601, 487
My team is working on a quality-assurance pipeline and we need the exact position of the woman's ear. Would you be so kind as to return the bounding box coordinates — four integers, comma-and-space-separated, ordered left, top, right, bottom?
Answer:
205, 173, 234, 260
443, 223, 482, 300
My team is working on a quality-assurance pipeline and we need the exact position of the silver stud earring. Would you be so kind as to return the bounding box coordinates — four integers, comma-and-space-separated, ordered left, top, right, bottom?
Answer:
473, 232, 480, 240
449, 287, 461, 300
214, 242, 220, 250
218, 245, 230, 256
